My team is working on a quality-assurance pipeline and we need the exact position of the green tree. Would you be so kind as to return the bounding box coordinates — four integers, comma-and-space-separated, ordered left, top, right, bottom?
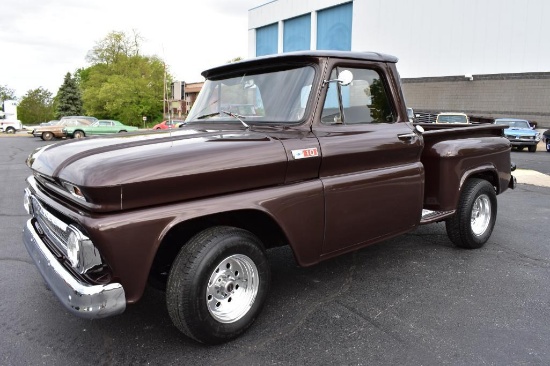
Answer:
86, 30, 142, 65
79, 31, 169, 125
55, 72, 83, 118
17, 87, 55, 124
369, 79, 393, 123
1, 85, 16, 103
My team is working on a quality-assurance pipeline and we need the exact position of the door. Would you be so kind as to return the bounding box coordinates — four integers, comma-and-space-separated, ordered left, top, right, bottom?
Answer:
315, 64, 424, 256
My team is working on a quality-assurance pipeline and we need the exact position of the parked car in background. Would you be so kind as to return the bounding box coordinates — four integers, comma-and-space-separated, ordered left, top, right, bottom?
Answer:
153, 120, 185, 130
543, 129, 550, 152
40, 120, 59, 127
494, 118, 541, 152
436, 112, 470, 124
31, 118, 92, 141
63, 119, 139, 138
59, 116, 98, 124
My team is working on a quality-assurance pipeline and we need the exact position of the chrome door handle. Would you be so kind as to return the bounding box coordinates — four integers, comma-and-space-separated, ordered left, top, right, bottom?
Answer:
398, 133, 417, 142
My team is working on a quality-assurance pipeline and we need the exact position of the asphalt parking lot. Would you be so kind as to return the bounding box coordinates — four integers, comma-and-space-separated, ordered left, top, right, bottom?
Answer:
1, 135, 550, 365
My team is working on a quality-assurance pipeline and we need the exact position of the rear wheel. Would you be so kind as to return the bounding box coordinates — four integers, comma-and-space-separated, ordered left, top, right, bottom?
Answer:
516, 146, 525, 151
73, 130, 85, 139
446, 178, 497, 249
118, 130, 127, 133
528, 145, 537, 153
41, 131, 54, 141
166, 226, 270, 344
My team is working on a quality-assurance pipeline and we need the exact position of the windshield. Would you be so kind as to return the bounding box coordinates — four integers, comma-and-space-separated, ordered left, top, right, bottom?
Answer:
437, 114, 467, 123
187, 65, 316, 125
495, 120, 530, 129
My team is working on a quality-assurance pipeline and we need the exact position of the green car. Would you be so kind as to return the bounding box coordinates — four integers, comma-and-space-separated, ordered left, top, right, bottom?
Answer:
63, 120, 139, 138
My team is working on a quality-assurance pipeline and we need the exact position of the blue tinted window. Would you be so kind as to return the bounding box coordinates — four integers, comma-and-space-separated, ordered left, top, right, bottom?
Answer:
256, 23, 278, 56
283, 14, 311, 52
317, 2, 353, 51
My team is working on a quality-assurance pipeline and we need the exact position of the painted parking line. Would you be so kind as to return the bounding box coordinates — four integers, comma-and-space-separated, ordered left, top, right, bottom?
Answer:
513, 169, 550, 188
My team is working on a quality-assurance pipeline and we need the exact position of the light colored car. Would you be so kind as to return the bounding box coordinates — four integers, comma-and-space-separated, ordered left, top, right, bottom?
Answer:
494, 118, 541, 152
40, 120, 59, 127
436, 112, 470, 124
31, 118, 92, 141
63, 119, 139, 138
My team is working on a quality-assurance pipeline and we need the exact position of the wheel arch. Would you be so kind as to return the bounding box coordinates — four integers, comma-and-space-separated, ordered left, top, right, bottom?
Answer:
149, 209, 292, 285
460, 165, 500, 193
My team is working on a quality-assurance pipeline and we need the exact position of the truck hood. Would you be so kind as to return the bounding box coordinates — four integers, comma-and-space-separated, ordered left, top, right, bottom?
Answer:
503, 127, 537, 136
28, 128, 288, 212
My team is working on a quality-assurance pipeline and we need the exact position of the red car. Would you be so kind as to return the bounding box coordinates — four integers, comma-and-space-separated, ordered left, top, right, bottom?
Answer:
152, 120, 184, 130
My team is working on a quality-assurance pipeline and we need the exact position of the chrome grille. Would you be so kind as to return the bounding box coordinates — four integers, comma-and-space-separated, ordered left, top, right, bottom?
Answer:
31, 196, 69, 253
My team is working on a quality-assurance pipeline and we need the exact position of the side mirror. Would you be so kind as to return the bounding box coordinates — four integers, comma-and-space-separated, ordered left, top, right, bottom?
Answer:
324, 70, 354, 86
337, 70, 353, 86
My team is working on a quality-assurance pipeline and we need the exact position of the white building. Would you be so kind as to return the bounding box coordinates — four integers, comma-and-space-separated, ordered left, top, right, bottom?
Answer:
248, 0, 550, 78
248, 0, 550, 126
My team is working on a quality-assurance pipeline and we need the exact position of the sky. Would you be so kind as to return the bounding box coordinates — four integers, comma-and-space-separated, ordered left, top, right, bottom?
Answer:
0, 0, 266, 98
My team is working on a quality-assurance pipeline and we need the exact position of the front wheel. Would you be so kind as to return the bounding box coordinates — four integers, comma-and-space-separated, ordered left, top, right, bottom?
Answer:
528, 145, 537, 153
166, 226, 270, 344
546, 140, 550, 152
73, 130, 85, 139
5, 127, 15, 134
446, 178, 497, 249
41, 131, 54, 141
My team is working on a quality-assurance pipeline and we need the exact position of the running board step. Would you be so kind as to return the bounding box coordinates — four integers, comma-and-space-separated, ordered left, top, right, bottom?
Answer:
420, 209, 455, 224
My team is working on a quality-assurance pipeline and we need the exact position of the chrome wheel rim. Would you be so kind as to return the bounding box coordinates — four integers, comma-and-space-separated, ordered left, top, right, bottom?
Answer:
206, 254, 259, 323
471, 194, 491, 236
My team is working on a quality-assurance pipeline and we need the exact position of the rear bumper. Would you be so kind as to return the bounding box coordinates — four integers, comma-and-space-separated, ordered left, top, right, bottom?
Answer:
23, 219, 126, 319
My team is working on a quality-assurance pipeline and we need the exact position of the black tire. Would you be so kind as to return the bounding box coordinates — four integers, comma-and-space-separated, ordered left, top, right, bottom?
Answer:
546, 140, 550, 152
41, 131, 54, 141
516, 146, 525, 151
166, 226, 270, 344
528, 145, 537, 153
446, 178, 497, 249
6, 127, 15, 134
73, 130, 85, 139
118, 130, 127, 133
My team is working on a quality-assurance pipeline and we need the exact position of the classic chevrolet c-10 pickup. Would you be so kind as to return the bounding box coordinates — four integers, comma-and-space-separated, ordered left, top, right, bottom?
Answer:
22, 51, 515, 344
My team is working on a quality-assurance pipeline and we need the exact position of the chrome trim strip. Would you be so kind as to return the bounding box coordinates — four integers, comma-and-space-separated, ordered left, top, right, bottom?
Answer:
23, 220, 126, 319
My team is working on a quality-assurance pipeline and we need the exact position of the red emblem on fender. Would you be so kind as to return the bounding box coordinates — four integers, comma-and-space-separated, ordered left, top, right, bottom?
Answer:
291, 147, 319, 159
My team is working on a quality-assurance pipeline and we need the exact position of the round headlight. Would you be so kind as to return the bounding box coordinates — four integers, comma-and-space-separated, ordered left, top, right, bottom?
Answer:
67, 231, 80, 268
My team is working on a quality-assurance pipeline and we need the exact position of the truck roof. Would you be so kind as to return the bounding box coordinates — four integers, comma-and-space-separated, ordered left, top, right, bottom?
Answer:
202, 51, 399, 79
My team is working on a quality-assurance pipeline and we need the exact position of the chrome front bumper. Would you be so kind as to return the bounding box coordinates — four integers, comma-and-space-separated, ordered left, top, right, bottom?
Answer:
23, 219, 126, 319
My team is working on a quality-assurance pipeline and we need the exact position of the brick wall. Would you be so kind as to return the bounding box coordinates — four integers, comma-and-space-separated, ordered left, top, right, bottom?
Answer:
402, 73, 550, 128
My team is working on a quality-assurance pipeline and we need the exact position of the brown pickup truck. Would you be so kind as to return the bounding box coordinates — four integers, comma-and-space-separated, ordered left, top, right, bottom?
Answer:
22, 51, 515, 345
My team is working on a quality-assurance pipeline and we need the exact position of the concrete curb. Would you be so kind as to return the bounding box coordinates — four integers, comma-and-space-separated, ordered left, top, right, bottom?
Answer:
513, 169, 550, 188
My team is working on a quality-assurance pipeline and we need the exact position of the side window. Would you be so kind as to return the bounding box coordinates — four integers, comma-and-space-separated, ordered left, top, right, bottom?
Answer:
321, 67, 394, 124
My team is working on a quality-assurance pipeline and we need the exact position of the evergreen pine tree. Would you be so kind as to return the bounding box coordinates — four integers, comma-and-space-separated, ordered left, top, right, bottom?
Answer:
55, 72, 83, 118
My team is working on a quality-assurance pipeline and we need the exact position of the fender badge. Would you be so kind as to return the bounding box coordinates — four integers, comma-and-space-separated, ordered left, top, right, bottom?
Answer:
291, 147, 319, 160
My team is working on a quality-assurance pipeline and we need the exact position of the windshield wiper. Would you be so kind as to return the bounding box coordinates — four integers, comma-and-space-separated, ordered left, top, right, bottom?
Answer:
220, 110, 249, 129
196, 112, 221, 120
194, 110, 250, 130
